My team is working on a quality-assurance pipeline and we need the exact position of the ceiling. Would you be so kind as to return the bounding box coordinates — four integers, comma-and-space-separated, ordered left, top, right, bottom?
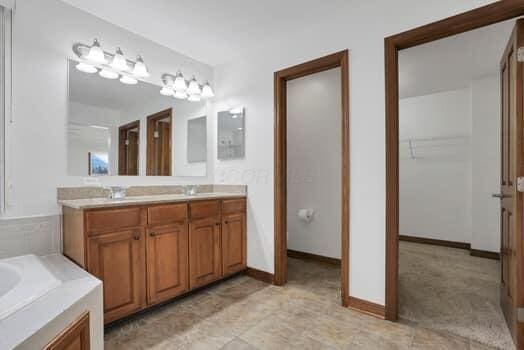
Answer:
60, 0, 354, 66
399, 18, 515, 99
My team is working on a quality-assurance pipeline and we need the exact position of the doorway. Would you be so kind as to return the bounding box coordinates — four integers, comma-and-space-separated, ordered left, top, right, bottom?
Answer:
385, 2, 524, 348
273, 50, 349, 306
118, 120, 140, 176
147, 108, 172, 176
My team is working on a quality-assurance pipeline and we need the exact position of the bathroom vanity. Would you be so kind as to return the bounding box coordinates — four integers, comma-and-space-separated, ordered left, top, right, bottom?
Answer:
60, 190, 247, 324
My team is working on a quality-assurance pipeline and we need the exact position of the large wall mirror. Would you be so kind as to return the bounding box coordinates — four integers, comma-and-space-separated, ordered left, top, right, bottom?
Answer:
67, 60, 208, 177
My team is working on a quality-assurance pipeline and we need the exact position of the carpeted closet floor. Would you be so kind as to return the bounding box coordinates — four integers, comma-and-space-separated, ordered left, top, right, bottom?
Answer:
399, 241, 514, 349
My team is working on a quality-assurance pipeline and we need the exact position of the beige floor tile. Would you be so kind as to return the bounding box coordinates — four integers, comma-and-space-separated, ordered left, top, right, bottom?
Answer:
221, 338, 259, 350
410, 328, 469, 350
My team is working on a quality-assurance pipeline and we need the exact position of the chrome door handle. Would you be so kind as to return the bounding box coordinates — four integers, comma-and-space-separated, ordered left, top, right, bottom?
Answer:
492, 193, 511, 199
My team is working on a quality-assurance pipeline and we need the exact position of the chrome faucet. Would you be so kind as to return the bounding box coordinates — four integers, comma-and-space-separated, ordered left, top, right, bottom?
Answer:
105, 186, 128, 199
184, 185, 199, 196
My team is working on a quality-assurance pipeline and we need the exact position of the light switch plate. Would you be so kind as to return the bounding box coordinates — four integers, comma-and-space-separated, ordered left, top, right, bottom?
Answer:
518, 177, 524, 192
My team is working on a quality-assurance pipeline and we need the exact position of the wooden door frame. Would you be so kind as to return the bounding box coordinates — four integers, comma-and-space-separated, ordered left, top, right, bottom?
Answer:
385, 0, 524, 326
146, 108, 172, 176
274, 50, 350, 306
118, 120, 140, 175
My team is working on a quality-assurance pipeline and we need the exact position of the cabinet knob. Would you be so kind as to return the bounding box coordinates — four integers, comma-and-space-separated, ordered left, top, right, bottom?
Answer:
150, 232, 157, 237
216, 222, 220, 226
224, 221, 229, 224
133, 232, 140, 240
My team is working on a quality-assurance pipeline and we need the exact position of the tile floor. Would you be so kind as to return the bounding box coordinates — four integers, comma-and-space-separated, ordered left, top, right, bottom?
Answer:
105, 254, 507, 349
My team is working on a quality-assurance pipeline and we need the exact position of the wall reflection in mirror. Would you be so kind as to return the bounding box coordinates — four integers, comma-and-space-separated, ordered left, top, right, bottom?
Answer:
217, 107, 245, 160
67, 60, 208, 177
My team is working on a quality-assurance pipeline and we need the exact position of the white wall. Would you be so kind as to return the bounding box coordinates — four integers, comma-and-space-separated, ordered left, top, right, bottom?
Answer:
399, 77, 500, 253
68, 102, 120, 176
471, 75, 500, 252
213, 0, 495, 304
399, 89, 473, 244
3, 0, 214, 219
287, 68, 341, 259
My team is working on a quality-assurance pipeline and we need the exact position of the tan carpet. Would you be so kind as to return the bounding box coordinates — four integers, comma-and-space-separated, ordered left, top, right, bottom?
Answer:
399, 241, 515, 349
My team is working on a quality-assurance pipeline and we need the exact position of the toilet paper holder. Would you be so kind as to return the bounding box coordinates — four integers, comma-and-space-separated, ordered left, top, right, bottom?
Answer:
298, 209, 315, 222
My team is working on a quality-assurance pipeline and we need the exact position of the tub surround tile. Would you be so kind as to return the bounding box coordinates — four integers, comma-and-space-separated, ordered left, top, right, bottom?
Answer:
0, 215, 60, 259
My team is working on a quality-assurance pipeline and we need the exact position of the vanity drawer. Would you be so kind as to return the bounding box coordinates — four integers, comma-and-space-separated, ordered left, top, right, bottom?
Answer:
86, 207, 146, 235
189, 200, 220, 221
148, 203, 188, 226
222, 198, 246, 215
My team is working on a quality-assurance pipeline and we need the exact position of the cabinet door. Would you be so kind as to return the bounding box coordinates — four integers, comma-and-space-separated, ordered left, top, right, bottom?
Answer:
189, 217, 222, 289
222, 212, 247, 276
87, 229, 146, 324
146, 222, 189, 305
44, 312, 90, 350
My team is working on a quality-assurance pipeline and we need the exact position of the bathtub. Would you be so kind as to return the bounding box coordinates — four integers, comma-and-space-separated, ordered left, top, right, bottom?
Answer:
0, 254, 61, 320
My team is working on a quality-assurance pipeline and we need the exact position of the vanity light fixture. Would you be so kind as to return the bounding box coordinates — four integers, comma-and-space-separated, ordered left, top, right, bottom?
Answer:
85, 39, 107, 64
99, 69, 119, 79
161, 72, 214, 102
120, 75, 138, 85
173, 71, 187, 91
75, 62, 97, 74
110, 47, 129, 72
160, 86, 174, 96
187, 76, 201, 95
229, 107, 243, 114
201, 82, 215, 98
174, 90, 189, 100
73, 39, 150, 86
132, 55, 150, 78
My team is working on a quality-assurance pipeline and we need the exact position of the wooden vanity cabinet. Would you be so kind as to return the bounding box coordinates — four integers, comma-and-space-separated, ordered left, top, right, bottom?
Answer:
44, 312, 90, 350
146, 203, 189, 305
87, 227, 146, 324
62, 196, 247, 325
221, 199, 247, 276
189, 200, 222, 289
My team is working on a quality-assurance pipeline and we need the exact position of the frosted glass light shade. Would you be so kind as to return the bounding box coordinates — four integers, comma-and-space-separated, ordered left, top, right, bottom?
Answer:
188, 94, 201, 102
173, 72, 187, 91
120, 75, 138, 85
174, 90, 188, 100
187, 77, 201, 95
85, 39, 107, 64
201, 82, 214, 98
131, 56, 149, 78
76, 62, 97, 73
99, 69, 119, 79
110, 48, 129, 71
160, 86, 174, 96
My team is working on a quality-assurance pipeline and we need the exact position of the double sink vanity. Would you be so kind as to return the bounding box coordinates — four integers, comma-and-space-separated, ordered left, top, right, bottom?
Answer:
59, 185, 247, 324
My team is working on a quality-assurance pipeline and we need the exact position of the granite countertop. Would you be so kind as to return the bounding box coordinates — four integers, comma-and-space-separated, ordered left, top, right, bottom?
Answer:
58, 192, 246, 209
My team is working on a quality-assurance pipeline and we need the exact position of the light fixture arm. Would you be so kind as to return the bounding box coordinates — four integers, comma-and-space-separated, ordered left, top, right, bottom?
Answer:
72, 42, 136, 68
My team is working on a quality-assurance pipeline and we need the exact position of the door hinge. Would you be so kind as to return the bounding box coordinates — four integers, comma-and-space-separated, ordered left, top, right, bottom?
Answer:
518, 47, 524, 63
519, 308, 524, 322
518, 177, 524, 192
